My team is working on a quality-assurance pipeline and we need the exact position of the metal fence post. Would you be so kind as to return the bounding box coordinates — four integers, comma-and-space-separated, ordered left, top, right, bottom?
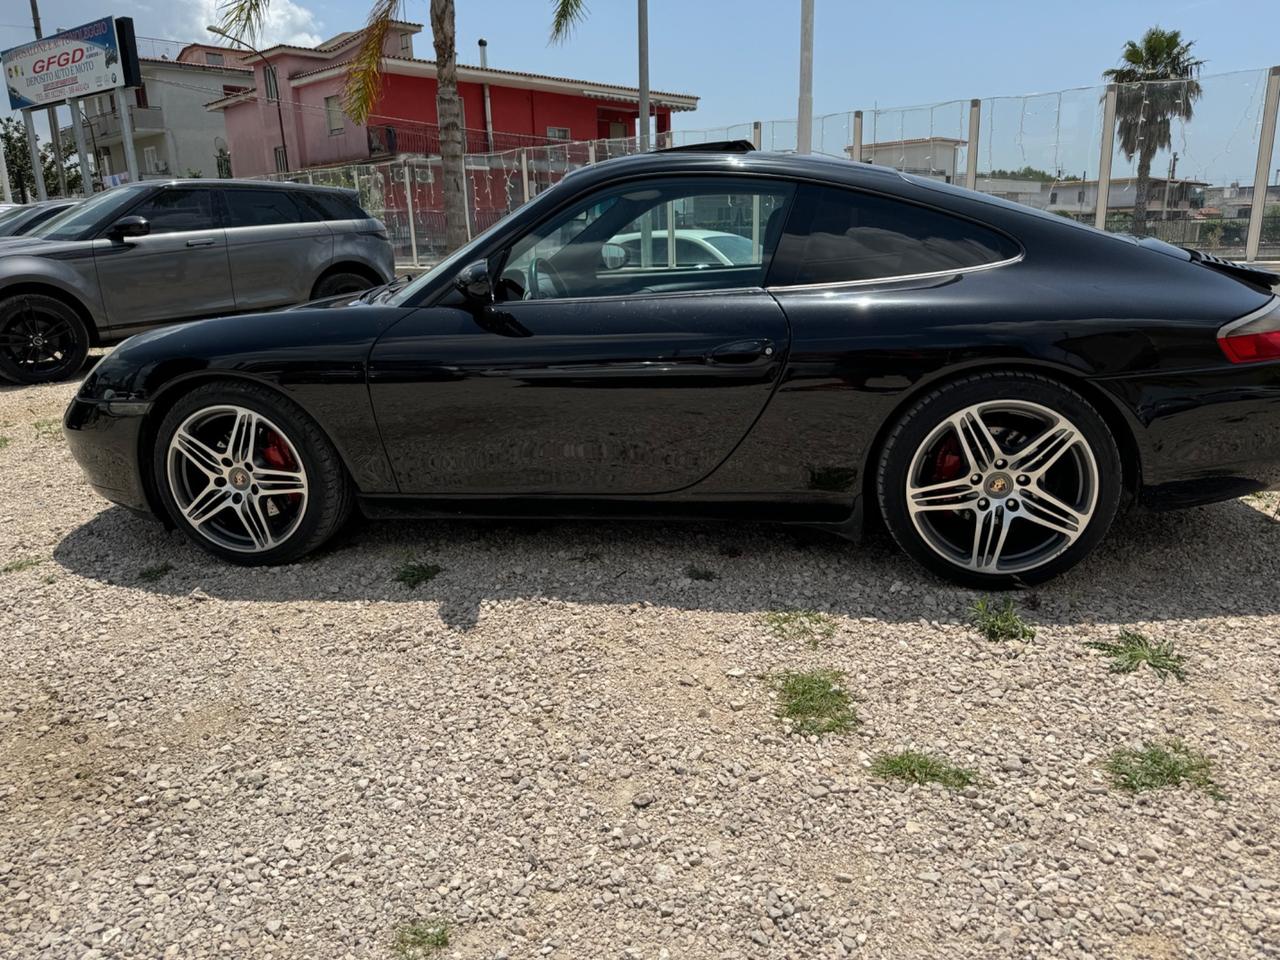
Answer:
1245, 66, 1280, 262
403, 164, 419, 267
752, 121, 762, 150
851, 111, 863, 162
1095, 84, 1119, 231
520, 149, 530, 203
588, 141, 596, 165
965, 99, 981, 191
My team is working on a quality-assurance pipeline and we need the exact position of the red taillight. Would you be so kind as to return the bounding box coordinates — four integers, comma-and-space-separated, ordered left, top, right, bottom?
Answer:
1219, 297, 1280, 364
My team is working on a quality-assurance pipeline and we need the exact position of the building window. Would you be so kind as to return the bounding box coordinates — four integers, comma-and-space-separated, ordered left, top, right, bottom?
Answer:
134, 84, 149, 109
264, 65, 280, 102
547, 126, 571, 141
399, 32, 411, 53
216, 149, 233, 179
206, 51, 224, 66
273, 145, 288, 173
143, 146, 158, 174
96, 147, 112, 176
325, 96, 344, 135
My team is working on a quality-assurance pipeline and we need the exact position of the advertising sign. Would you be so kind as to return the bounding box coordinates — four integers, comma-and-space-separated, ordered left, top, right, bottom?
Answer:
2, 17, 138, 111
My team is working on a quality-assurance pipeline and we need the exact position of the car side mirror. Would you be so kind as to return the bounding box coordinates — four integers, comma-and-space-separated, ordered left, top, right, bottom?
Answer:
107, 215, 150, 241
454, 260, 494, 303
600, 241, 629, 270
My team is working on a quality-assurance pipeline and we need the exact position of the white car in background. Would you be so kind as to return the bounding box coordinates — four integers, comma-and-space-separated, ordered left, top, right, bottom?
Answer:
610, 228, 758, 267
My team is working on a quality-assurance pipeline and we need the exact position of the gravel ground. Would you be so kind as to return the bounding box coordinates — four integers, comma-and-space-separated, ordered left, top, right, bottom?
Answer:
2, 373, 1279, 960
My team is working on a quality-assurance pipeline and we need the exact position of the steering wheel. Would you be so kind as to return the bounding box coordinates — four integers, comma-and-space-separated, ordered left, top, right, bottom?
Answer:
528, 256, 568, 299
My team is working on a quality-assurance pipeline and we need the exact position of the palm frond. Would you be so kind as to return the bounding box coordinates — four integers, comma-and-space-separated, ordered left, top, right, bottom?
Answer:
549, 0, 590, 44
341, 0, 401, 124
215, 0, 273, 44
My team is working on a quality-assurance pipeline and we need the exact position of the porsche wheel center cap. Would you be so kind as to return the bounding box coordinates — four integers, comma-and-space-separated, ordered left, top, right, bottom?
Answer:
984, 473, 1013, 498
228, 467, 251, 490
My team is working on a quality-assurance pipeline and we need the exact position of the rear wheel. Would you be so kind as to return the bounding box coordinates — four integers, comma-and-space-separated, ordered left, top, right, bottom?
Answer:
0, 293, 90, 385
877, 372, 1122, 587
153, 381, 352, 565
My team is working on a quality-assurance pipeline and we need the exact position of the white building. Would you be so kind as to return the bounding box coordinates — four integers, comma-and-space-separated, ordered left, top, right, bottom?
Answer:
66, 44, 251, 184
845, 137, 965, 182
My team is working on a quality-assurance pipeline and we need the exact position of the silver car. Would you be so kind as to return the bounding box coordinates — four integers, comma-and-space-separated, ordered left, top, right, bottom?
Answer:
0, 180, 394, 385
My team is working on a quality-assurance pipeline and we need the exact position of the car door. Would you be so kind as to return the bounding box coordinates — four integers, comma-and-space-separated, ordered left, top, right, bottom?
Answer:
221, 187, 333, 311
368, 177, 795, 495
93, 185, 234, 331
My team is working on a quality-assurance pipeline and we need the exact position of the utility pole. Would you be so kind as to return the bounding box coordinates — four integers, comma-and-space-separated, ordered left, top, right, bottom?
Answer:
1162, 152, 1178, 221
29, 0, 68, 195
637, 0, 650, 150
796, 0, 815, 154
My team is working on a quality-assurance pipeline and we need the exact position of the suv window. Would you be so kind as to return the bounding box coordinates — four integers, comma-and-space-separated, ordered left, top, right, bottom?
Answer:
223, 189, 313, 227
129, 188, 216, 234
773, 185, 1020, 286
502, 178, 794, 301
299, 191, 367, 221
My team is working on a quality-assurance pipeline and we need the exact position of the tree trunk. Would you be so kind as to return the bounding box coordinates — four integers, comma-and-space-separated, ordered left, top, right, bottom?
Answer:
1132, 146, 1153, 237
430, 0, 469, 253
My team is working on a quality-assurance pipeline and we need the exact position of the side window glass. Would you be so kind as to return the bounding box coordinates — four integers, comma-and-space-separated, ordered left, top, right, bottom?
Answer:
501, 179, 794, 301
130, 189, 215, 234
223, 189, 308, 227
778, 185, 1020, 285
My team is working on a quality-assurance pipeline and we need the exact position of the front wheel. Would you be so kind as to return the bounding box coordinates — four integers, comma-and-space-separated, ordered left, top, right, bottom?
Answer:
153, 381, 353, 565
876, 372, 1122, 587
0, 293, 90, 385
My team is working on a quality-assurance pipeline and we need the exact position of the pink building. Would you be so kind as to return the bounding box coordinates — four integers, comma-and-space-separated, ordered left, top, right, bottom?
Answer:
206, 22, 699, 177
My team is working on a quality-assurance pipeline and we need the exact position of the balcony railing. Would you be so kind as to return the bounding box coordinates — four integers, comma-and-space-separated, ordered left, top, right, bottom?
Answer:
366, 122, 561, 158
75, 105, 165, 141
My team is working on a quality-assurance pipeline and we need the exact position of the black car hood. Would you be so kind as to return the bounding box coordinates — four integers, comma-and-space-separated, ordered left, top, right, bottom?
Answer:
80, 304, 413, 403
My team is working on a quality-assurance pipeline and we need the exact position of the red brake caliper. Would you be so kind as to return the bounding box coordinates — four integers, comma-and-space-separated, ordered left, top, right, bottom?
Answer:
260, 431, 302, 509
930, 433, 965, 485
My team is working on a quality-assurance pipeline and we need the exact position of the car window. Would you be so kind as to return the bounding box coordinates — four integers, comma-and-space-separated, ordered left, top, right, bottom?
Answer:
130, 188, 217, 234
298, 191, 367, 221
773, 185, 1021, 286
502, 179, 794, 300
31, 186, 146, 241
223, 189, 312, 227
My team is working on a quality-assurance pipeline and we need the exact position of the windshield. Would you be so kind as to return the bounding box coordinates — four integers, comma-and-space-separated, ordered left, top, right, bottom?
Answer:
705, 233, 755, 264
30, 187, 145, 241
385, 214, 516, 307
0, 207, 32, 235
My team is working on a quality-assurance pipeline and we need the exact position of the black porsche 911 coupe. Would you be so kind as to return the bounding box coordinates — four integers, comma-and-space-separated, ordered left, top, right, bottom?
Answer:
63, 143, 1280, 586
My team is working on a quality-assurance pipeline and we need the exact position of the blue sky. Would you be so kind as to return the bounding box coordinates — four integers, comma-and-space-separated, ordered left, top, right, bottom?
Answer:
4, 0, 1279, 183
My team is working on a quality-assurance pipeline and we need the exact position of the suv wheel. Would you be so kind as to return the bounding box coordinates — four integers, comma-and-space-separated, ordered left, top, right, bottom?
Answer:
0, 293, 90, 385
876, 372, 1122, 587
313, 271, 374, 299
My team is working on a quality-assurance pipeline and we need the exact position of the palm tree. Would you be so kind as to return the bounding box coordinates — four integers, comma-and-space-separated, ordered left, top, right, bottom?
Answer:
217, 0, 472, 250
1103, 27, 1204, 236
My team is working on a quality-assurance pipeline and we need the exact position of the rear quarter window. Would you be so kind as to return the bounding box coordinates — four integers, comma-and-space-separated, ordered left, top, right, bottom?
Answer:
772, 184, 1020, 286
300, 191, 370, 222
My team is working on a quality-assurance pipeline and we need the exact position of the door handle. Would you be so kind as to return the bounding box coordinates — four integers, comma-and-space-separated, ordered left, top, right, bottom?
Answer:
185, 238, 217, 247
708, 338, 775, 364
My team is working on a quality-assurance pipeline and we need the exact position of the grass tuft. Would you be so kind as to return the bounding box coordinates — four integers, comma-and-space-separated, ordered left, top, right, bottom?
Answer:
765, 609, 836, 649
969, 597, 1035, 643
871, 750, 976, 790
0, 435, 9, 450
1085, 630, 1186, 681
684, 564, 718, 582
138, 562, 174, 583
774, 670, 858, 737
32, 419, 62, 442
2, 556, 44, 575
392, 920, 450, 958
1104, 740, 1222, 798
395, 560, 444, 589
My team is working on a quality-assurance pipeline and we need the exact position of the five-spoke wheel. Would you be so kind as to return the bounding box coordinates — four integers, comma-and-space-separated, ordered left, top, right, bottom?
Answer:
879, 373, 1121, 586
0, 293, 89, 385
154, 382, 352, 564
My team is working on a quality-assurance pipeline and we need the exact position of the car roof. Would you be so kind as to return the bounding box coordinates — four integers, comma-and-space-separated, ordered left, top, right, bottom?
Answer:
143, 178, 356, 197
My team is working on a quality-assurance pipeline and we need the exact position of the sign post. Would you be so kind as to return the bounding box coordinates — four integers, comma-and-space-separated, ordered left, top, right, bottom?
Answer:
2, 16, 141, 192
68, 98, 93, 195
22, 110, 47, 200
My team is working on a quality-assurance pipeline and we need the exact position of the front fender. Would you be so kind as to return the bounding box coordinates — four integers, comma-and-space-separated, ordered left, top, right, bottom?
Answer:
0, 252, 106, 330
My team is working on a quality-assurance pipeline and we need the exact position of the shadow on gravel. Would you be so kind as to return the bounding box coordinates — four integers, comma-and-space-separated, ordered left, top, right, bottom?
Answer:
53, 497, 1280, 630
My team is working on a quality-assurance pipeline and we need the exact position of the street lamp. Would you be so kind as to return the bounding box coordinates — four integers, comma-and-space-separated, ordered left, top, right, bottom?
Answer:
207, 24, 289, 173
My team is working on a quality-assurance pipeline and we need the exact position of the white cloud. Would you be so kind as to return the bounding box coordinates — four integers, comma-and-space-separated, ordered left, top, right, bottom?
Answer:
189, 0, 324, 48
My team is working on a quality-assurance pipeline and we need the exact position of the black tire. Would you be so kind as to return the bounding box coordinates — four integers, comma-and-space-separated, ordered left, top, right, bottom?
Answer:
876, 372, 1123, 588
0, 293, 90, 385
152, 380, 353, 565
312, 271, 375, 299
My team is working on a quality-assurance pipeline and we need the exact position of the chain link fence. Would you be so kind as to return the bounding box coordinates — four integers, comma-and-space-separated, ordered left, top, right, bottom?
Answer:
259, 66, 1280, 265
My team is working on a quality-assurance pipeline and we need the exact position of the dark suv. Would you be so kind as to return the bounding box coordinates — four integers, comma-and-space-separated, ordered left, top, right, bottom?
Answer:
0, 179, 394, 385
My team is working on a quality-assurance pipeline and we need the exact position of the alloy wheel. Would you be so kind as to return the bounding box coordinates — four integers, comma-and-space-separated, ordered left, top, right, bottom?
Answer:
904, 400, 1099, 575
166, 405, 309, 553
0, 298, 80, 381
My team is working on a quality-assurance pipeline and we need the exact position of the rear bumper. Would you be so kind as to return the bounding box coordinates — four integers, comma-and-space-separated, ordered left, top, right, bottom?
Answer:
1095, 360, 1280, 509
63, 397, 153, 514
